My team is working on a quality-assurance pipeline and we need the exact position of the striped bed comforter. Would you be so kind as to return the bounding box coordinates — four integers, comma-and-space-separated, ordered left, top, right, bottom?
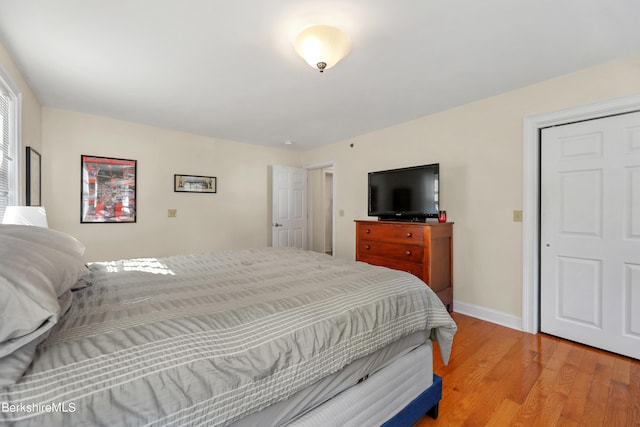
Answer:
0, 247, 456, 427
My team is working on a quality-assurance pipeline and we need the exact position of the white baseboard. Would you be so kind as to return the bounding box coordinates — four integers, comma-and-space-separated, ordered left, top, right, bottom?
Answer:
453, 300, 524, 332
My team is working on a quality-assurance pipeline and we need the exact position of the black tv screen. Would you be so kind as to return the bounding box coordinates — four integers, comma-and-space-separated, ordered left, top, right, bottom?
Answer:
368, 163, 439, 221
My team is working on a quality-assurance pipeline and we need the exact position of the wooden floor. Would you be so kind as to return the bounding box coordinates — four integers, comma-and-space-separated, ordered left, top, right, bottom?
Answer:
415, 313, 640, 427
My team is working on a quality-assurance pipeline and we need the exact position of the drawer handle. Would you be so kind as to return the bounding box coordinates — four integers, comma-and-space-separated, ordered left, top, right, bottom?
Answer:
406, 232, 412, 238
405, 250, 412, 256
365, 229, 371, 234
365, 244, 371, 250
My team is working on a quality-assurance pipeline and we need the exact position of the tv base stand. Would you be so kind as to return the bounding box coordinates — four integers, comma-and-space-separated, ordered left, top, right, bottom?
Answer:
377, 216, 433, 223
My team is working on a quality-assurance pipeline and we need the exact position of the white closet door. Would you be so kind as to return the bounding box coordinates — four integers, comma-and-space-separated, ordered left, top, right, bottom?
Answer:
541, 111, 640, 359
272, 165, 307, 249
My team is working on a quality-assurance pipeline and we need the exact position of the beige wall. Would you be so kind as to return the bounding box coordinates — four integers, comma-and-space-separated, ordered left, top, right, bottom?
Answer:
301, 55, 640, 320
5, 34, 640, 321
42, 108, 301, 261
0, 42, 42, 203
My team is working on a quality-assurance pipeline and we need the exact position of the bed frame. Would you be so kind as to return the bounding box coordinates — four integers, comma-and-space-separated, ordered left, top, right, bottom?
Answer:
382, 374, 442, 426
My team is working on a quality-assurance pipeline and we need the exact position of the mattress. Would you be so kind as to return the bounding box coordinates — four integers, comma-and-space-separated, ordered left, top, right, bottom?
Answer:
287, 342, 434, 427
231, 331, 429, 427
0, 247, 456, 426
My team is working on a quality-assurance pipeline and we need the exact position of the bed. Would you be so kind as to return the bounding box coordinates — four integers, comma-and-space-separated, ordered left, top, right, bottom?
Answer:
0, 225, 457, 426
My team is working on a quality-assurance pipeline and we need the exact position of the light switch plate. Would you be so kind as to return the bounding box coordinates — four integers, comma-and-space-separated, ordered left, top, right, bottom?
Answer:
513, 210, 522, 222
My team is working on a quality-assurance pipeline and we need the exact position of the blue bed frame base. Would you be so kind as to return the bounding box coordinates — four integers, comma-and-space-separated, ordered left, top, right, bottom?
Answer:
381, 374, 442, 427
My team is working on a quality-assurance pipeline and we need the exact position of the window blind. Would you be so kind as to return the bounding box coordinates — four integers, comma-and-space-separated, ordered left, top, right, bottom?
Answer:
0, 90, 11, 219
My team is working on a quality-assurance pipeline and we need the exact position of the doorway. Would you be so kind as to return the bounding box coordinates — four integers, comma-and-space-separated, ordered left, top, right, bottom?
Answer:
307, 167, 333, 255
306, 161, 336, 256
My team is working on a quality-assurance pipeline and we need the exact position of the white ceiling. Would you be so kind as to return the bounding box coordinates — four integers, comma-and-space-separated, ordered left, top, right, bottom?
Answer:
0, 1, 638, 150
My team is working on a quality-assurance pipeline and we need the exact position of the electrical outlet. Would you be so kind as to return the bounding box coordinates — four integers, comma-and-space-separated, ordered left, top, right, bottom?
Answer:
168, 209, 177, 218
513, 210, 522, 222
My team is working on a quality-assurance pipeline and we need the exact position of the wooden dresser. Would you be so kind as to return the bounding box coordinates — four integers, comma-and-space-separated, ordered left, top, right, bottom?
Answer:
355, 220, 453, 311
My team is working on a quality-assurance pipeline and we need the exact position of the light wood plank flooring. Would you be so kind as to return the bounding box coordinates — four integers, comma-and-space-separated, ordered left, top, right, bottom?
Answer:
415, 313, 640, 426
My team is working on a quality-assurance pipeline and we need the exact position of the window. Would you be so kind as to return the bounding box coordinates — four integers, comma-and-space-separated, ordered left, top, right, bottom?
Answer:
0, 68, 20, 220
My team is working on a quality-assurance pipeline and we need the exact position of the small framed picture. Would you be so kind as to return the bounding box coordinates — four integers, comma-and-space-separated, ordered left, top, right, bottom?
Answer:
174, 174, 217, 193
81, 155, 137, 223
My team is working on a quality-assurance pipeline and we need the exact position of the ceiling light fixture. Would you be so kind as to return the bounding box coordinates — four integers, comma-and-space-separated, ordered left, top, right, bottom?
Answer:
294, 25, 351, 73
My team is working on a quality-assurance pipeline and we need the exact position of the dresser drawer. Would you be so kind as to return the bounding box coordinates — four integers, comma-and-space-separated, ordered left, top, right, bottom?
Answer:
355, 220, 453, 312
357, 223, 425, 245
358, 240, 425, 263
357, 255, 423, 279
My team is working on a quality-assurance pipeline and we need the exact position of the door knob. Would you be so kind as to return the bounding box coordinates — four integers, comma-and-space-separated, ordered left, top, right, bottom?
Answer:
274, 223, 283, 227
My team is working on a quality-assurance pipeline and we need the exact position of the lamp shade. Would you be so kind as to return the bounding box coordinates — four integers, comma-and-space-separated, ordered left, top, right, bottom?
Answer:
2, 206, 48, 227
294, 25, 351, 72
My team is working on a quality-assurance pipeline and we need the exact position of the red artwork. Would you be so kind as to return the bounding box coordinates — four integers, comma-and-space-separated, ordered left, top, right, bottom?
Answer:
81, 155, 137, 223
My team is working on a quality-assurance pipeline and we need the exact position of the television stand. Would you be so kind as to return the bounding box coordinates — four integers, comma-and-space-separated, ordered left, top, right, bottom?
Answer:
355, 220, 453, 312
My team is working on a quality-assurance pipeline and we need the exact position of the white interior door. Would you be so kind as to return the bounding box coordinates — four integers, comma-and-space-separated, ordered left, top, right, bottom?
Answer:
541, 111, 640, 359
272, 165, 307, 249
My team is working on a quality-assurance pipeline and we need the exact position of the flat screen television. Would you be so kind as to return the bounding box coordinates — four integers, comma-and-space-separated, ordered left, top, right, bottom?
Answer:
368, 163, 439, 221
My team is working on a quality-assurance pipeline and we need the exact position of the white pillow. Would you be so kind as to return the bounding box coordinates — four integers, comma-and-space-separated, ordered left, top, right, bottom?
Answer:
0, 235, 89, 297
0, 276, 59, 354
0, 290, 73, 386
0, 224, 86, 258
0, 233, 88, 385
